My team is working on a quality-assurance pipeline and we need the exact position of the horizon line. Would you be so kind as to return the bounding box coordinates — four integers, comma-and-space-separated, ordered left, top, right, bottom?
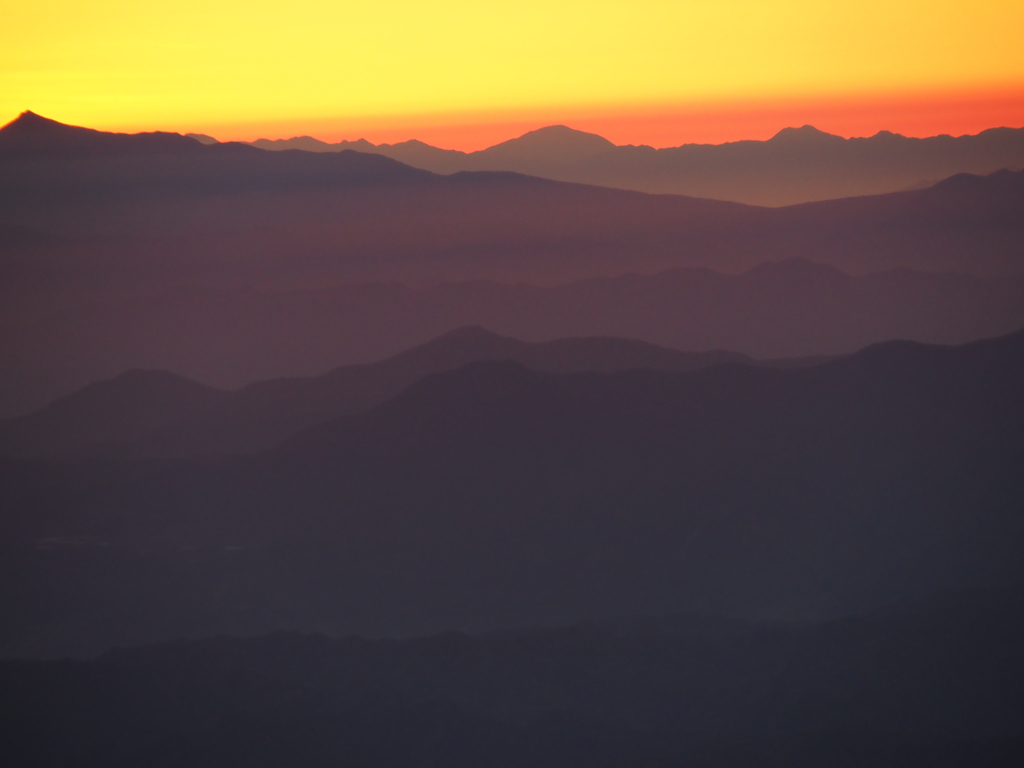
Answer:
7, 109, 1024, 155
49, 87, 1024, 151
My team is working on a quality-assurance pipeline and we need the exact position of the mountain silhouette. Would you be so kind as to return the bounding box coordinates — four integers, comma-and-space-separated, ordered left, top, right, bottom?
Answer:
249, 121, 1024, 205
767, 124, 846, 145
0, 111, 203, 157
1, 329, 1021, 656
0, 370, 229, 458
472, 125, 616, 165
4, 259, 1022, 418
3, 112, 1024, 346
250, 135, 378, 153
184, 132, 219, 145
0, 327, 753, 459
4, 110, 1021, 767
248, 126, 617, 173
3, 114, 1023, 297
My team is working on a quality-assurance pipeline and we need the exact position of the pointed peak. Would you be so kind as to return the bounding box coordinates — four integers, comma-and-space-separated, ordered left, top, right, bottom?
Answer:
0, 112, 203, 156
7, 110, 43, 124
1, 110, 74, 134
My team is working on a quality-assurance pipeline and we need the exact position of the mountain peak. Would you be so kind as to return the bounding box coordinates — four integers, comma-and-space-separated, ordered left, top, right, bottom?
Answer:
185, 133, 219, 145
1, 110, 77, 137
768, 125, 843, 144
4, 110, 44, 124
0, 111, 202, 156
479, 125, 616, 163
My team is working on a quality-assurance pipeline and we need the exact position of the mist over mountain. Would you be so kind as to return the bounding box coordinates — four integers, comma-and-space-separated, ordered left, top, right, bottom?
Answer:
247, 122, 1024, 206
4, 259, 1023, 418
0, 328, 753, 459
2, 330, 1021, 657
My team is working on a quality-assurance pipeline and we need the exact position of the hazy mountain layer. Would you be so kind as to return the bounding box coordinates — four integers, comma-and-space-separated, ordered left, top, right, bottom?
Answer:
2, 590, 1021, 766
4, 260, 1023, 418
3, 114, 1024, 301
1, 330, 1021, 656
0, 328, 753, 459
250, 123, 1024, 206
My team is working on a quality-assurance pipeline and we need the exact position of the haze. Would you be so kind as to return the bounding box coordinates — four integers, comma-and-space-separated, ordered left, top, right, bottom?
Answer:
2, 4, 1024, 765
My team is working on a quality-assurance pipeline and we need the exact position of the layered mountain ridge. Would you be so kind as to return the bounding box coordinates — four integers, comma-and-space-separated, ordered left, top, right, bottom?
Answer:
3, 589, 1022, 767
246, 120, 1024, 205
2, 328, 1022, 657
4, 259, 1023, 418
0, 328, 755, 459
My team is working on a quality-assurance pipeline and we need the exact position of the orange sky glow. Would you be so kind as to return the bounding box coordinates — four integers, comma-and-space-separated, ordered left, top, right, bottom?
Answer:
196, 87, 1024, 150
2, 1, 1023, 150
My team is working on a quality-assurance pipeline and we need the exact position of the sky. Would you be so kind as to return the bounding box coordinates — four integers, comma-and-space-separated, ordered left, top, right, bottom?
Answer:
2, 1, 1023, 150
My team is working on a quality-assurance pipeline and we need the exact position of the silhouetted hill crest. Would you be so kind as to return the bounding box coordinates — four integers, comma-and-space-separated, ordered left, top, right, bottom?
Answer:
0, 111, 204, 157
1, 329, 1023, 655
0, 328, 755, 459
240, 119, 1024, 205
477, 125, 616, 164
768, 125, 845, 145
287, 324, 1024, 460
846, 325, 1024, 365
0, 370, 227, 457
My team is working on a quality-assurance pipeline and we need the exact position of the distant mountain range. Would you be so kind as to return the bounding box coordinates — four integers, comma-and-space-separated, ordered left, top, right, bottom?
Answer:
2, 329, 1022, 656
3, 113, 1024, 413
3, 260, 1023, 418
2, 110, 1020, 757
246, 122, 1024, 206
3, 112, 1024, 295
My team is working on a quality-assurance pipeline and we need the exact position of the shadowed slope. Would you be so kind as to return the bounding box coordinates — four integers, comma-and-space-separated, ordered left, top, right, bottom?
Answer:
1, 330, 1021, 655
1, 590, 1021, 766
0, 371, 228, 457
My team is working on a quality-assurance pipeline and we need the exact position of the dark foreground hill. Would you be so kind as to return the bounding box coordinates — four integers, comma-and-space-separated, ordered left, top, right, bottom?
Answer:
0, 328, 751, 459
1, 330, 1022, 657
5, 259, 1024, 418
253, 122, 1024, 206
1, 590, 1022, 767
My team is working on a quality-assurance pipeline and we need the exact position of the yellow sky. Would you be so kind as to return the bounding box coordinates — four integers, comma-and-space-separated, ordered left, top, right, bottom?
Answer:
2, 1, 1023, 147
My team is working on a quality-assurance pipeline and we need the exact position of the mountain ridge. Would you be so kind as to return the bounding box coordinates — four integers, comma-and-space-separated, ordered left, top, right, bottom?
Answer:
5, 259, 1024, 419
2, 589, 1021, 766
0, 111, 207, 156
10, 112, 1023, 206
2, 327, 1022, 655
0, 327, 756, 459
237, 119, 1024, 205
